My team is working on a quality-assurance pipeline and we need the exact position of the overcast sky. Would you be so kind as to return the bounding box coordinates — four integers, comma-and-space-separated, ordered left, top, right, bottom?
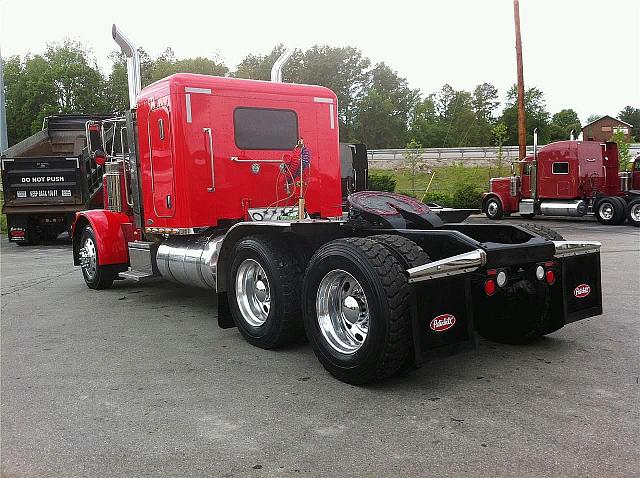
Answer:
1, 0, 638, 123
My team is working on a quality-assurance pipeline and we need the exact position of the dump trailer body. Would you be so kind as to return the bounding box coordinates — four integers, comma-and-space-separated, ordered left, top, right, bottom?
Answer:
1, 115, 109, 243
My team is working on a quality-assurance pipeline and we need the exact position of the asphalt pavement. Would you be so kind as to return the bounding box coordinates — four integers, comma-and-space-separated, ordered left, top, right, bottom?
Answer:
1, 217, 639, 477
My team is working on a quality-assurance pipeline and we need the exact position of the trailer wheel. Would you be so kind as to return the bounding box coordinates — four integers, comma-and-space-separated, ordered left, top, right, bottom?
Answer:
595, 197, 624, 225
228, 236, 303, 349
475, 278, 551, 344
79, 226, 116, 290
520, 223, 565, 241
626, 198, 640, 226
484, 197, 503, 220
302, 238, 412, 384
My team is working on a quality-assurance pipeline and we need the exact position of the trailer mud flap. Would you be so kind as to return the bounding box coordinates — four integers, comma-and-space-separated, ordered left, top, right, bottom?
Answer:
550, 252, 602, 325
411, 276, 476, 366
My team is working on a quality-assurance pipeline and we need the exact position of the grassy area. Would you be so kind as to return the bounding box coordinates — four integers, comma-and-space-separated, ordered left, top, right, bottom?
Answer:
372, 163, 510, 198
369, 163, 511, 208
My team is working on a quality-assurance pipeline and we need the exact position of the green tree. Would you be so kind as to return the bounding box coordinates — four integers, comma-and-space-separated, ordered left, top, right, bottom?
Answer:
618, 106, 640, 140
586, 114, 601, 124
409, 96, 448, 147
439, 85, 479, 147
492, 122, 508, 172
611, 129, 632, 171
149, 47, 228, 83
548, 108, 581, 141
500, 85, 550, 145
403, 139, 423, 195
472, 83, 499, 122
4, 41, 109, 145
352, 63, 419, 148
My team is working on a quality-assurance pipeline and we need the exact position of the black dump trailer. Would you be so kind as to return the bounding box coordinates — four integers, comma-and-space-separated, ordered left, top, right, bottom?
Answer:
1, 115, 112, 245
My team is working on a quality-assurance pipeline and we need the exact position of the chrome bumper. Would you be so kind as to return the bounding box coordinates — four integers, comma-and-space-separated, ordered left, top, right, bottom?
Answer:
407, 249, 487, 283
553, 241, 601, 258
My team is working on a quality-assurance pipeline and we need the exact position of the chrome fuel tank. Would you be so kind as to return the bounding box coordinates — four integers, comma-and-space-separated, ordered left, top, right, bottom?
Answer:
539, 200, 587, 217
156, 234, 225, 290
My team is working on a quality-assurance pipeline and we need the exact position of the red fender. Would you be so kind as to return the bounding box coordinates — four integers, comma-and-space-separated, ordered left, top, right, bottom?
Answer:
482, 192, 514, 214
72, 210, 132, 266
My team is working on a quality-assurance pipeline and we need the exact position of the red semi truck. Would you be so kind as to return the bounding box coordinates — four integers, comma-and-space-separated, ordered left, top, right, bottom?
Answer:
70, 26, 604, 384
482, 135, 640, 226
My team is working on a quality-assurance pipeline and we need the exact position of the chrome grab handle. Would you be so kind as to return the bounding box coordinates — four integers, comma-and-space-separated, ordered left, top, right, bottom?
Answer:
230, 156, 283, 164
204, 128, 215, 192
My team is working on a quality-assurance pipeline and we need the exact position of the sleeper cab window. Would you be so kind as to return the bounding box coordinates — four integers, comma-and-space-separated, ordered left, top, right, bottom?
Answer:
552, 162, 569, 174
233, 107, 298, 150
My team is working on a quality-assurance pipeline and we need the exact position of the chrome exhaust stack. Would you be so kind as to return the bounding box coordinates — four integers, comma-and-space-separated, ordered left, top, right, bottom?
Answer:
112, 24, 141, 109
271, 48, 294, 83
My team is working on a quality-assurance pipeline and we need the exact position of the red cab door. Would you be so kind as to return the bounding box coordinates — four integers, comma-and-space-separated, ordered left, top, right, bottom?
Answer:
148, 107, 175, 218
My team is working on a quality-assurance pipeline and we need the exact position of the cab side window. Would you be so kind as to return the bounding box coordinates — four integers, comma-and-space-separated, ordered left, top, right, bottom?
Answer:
552, 162, 569, 174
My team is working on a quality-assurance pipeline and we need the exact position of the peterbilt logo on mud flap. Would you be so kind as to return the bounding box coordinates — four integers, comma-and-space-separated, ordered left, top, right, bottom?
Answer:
574, 284, 591, 298
429, 314, 456, 332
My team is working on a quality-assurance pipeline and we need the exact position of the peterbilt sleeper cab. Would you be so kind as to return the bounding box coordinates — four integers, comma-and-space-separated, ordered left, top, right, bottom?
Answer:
70, 25, 604, 384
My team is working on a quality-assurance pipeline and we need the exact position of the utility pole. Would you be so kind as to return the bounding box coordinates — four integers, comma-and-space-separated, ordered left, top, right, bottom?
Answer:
513, 0, 526, 160
0, 48, 8, 153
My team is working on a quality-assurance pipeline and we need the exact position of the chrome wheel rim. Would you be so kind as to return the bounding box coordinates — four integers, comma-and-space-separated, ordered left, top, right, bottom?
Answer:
80, 236, 97, 281
487, 201, 499, 217
235, 259, 271, 327
599, 202, 614, 220
631, 204, 640, 222
316, 270, 369, 355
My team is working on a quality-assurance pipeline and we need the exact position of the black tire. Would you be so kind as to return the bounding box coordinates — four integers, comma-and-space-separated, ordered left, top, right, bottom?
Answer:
611, 197, 627, 225
595, 196, 624, 225
368, 234, 430, 374
519, 223, 565, 241
369, 234, 430, 267
302, 238, 412, 384
474, 278, 551, 344
626, 198, 640, 227
484, 197, 504, 220
80, 226, 116, 290
227, 235, 303, 349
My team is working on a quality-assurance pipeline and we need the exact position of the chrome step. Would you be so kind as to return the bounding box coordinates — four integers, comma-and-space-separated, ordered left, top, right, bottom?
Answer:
119, 269, 156, 281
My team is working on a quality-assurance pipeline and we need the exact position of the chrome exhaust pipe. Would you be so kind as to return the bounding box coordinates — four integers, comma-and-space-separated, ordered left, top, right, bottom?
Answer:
112, 24, 141, 109
271, 48, 294, 83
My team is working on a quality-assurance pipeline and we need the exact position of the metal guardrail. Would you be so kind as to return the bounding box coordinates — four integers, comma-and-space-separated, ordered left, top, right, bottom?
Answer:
368, 144, 640, 161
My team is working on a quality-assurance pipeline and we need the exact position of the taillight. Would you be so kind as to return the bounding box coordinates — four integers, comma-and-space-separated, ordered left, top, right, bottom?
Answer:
484, 279, 496, 296
546, 269, 556, 285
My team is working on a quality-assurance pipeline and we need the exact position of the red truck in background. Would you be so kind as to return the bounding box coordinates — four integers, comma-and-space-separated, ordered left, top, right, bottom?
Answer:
483, 135, 640, 226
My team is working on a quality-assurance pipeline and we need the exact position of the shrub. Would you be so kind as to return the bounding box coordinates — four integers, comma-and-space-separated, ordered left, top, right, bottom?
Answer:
451, 183, 483, 209
368, 173, 397, 193
422, 191, 453, 207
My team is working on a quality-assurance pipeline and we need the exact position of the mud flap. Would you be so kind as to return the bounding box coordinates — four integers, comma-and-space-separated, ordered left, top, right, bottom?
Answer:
216, 292, 236, 329
411, 276, 477, 366
549, 252, 603, 325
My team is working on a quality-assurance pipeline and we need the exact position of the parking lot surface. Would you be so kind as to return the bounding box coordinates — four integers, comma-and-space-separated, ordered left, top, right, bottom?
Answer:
1, 217, 639, 477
